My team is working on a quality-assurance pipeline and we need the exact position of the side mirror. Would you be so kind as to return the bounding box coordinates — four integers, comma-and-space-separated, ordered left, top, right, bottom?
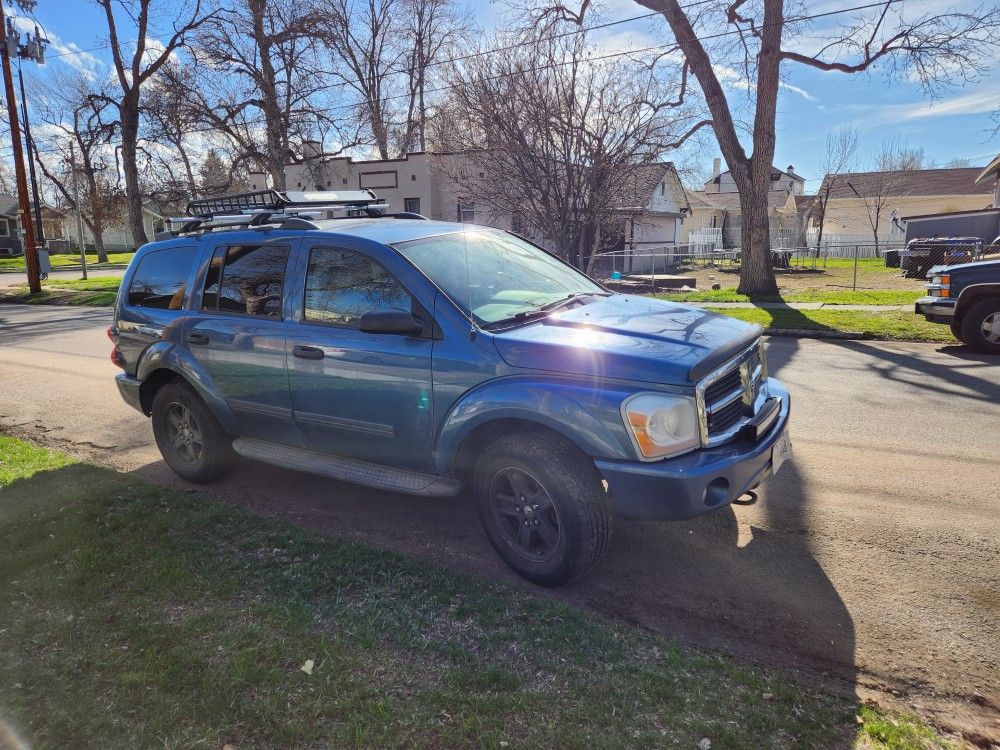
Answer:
358, 310, 425, 336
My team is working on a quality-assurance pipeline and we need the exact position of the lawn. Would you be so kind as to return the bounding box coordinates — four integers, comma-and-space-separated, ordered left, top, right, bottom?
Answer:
0, 251, 134, 271
656, 289, 922, 305
0, 275, 121, 306
0, 436, 959, 749
704, 306, 956, 343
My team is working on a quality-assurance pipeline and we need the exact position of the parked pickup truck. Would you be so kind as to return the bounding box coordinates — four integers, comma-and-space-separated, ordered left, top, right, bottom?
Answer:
915, 256, 1000, 354
110, 190, 792, 585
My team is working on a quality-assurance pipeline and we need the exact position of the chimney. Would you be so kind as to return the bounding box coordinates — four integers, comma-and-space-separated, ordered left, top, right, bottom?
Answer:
712, 158, 721, 178
787, 164, 795, 174
303, 139, 322, 160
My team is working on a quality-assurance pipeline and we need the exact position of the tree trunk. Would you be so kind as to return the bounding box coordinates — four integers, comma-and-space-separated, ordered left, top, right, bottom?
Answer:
92, 225, 108, 263
736, 176, 778, 296
119, 110, 148, 248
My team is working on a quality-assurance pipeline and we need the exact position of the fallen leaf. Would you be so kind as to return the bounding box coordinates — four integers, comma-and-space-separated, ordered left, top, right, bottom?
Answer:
762, 692, 774, 701
300, 659, 314, 676
698, 739, 711, 750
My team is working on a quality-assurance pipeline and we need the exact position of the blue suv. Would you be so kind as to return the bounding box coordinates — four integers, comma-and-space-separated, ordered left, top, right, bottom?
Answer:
110, 190, 791, 585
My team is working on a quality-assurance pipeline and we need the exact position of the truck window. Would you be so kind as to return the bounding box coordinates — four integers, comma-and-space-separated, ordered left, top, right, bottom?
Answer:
202, 244, 289, 318
127, 246, 197, 309
304, 247, 411, 327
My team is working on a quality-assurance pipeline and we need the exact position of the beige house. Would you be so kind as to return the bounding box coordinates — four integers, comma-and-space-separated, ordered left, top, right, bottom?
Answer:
251, 147, 691, 252
681, 159, 804, 247
811, 166, 994, 244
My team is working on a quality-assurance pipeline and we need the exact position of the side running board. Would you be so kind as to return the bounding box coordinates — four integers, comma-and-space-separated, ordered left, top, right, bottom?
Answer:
232, 437, 462, 497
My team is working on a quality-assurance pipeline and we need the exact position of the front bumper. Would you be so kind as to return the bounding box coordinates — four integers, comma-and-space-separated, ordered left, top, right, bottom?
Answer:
914, 296, 956, 323
115, 372, 145, 414
595, 378, 790, 521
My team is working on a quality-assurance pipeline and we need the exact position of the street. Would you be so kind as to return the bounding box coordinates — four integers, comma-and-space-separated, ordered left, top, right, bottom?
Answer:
1, 303, 998, 738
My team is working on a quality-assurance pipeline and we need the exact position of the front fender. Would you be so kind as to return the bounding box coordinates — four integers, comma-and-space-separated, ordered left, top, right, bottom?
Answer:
433, 376, 638, 476
136, 341, 240, 434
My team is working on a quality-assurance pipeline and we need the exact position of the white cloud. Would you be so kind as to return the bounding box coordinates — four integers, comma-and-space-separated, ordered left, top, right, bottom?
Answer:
11, 15, 102, 78
897, 89, 1000, 120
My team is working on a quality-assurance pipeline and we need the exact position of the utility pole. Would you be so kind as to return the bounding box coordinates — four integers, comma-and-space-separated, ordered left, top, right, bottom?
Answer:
0, 2, 40, 292
69, 141, 87, 279
17, 61, 45, 246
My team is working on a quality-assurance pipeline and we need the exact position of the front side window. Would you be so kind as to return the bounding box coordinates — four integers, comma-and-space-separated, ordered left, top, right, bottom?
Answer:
202, 244, 288, 318
394, 230, 604, 326
127, 246, 197, 309
304, 247, 411, 327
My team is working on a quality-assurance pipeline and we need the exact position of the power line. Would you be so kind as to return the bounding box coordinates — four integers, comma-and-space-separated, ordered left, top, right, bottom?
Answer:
10, 0, 916, 160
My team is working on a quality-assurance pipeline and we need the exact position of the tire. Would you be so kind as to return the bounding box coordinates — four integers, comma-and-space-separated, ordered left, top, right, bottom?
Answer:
959, 298, 1000, 355
151, 381, 236, 483
472, 430, 613, 586
949, 319, 965, 343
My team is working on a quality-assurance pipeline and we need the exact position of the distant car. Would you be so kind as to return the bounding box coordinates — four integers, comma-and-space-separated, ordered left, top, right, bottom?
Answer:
109, 189, 792, 585
915, 258, 1000, 353
900, 237, 981, 279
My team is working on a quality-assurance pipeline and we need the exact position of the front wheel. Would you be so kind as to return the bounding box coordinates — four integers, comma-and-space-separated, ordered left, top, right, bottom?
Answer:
960, 298, 1000, 354
949, 319, 965, 343
151, 381, 236, 482
472, 430, 613, 586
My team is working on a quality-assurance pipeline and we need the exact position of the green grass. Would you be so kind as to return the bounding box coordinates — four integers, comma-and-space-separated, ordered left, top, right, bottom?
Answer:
0, 436, 960, 749
0, 275, 121, 306
0, 251, 134, 271
657, 289, 922, 305
704, 307, 956, 342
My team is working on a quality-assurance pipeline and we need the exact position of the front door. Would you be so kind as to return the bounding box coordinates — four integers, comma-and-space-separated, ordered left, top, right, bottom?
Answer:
286, 244, 435, 470
186, 239, 299, 445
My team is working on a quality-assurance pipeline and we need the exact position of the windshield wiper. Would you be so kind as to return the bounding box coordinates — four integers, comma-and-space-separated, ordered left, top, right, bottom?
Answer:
512, 292, 583, 319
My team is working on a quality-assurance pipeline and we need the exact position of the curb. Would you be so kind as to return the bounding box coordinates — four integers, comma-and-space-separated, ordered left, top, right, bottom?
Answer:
763, 328, 870, 340
0, 263, 128, 274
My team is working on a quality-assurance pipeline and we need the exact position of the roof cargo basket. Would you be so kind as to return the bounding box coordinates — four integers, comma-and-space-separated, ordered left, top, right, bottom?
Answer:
186, 189, 385, 217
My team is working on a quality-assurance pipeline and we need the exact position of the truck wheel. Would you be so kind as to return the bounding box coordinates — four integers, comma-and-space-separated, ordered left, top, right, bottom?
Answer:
151, 381, 236, 483
472, 430, 612, 586
949, 320, 965, 343
960, 298, 1000, 354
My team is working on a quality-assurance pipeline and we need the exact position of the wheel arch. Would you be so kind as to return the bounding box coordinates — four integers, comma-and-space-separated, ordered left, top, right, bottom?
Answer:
956, 284, 1000, 322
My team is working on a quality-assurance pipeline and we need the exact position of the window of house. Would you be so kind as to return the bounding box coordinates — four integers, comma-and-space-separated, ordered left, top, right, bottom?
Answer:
660, 182, 665, 196
457, 199, 475, 223
127, 246, 197, 309
404, 197, 421, 214
202, 244, 288, 318
303, 247, 411, 327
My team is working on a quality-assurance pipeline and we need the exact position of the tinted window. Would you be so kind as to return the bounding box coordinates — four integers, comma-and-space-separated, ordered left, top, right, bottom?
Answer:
304, 248, 411, 327
127, 246, 196, 309
202, 244, 288, 318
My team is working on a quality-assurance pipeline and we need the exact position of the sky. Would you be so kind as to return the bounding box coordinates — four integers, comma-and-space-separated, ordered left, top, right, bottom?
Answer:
20, 0, 1000, 194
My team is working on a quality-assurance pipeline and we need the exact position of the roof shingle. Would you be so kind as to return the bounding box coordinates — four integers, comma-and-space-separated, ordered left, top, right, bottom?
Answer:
819, 167, 992, 200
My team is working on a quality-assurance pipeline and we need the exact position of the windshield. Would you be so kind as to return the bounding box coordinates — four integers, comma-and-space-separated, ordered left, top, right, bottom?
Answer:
394, 230, 605, 325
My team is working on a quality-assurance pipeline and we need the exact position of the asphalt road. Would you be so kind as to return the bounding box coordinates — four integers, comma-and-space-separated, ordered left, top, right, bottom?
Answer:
1, 304, 998, 740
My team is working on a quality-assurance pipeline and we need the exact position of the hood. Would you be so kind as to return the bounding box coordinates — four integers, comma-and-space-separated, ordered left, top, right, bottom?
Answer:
491, 294, 760, 385
928, 258, 1000, 276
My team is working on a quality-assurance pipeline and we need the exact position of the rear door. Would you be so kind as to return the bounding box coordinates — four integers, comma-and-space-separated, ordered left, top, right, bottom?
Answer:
186, 236, 299, 445
285, 243, 435, 470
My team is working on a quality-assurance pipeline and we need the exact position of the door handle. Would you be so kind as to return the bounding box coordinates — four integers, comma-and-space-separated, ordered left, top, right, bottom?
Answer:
186, 332, 209, 345
292, 345, 325, 360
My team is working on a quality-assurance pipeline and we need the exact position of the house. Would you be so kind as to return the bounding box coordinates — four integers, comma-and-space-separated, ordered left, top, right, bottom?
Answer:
43, 202, 169, 253
0, 194, 70, 252
251, 146, 690, 255
682, 159, 804, 247
810, 166, 993, 245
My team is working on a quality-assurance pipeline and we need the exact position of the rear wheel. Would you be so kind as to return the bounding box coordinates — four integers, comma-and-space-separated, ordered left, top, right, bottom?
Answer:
960, 298, 1000, 354
472, 430, 612, 586
151, 381, 236, 482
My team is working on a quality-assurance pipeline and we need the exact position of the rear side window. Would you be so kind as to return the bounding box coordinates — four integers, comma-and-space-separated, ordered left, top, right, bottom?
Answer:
202, 244, 289, 318
304, 247, 411, 326
127, 246, 196, 309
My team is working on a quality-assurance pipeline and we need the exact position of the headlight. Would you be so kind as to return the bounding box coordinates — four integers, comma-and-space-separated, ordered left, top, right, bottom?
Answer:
621, 393, 700, 460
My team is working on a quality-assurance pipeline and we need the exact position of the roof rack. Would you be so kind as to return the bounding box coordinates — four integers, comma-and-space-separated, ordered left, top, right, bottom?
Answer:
155, 188, 426, 240
186, 189, 385, 217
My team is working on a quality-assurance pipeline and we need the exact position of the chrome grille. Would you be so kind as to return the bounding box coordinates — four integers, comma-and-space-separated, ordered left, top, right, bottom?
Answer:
696, 341, 766, 446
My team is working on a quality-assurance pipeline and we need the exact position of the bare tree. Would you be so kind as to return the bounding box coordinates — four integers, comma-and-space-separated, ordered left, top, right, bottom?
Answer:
848, 136, 916, 254
812, 126, 858, 250
436, 31, 708, 270
29, 71, 119, 261
544, 0, 1000, 294
177, 0, 355, 190
94, 0, 214, 246
142, 63, 201, 202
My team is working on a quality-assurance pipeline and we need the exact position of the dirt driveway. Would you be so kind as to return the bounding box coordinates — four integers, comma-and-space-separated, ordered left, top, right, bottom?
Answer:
1, 304, 998, 741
